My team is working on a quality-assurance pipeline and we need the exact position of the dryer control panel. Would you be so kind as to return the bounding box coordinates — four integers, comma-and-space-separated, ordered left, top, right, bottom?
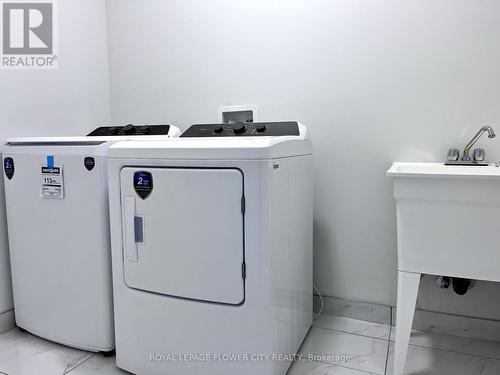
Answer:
87, 124, 171, 137
180, 121, 299, 137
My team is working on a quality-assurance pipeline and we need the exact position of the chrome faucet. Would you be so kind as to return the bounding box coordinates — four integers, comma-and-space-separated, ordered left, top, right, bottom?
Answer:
462, 126, 496, 161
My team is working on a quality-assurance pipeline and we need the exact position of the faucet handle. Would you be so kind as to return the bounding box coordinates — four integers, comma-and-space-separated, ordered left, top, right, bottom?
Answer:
473, 148, 485, 162
447, 148, 460, 161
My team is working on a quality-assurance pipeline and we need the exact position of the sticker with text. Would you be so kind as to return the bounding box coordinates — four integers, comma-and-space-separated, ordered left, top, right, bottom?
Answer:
40, 165, 64, 198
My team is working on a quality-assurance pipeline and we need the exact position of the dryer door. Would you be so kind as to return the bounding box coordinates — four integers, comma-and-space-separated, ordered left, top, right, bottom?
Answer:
120, 167, 245, 305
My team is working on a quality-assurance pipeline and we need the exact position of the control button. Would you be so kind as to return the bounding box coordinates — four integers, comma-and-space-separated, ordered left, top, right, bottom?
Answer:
135, 125, 150, 135
123, 124, 135, 134
255, 124, 266, 132
232, 123, 246, 134
213, 125, 224, 134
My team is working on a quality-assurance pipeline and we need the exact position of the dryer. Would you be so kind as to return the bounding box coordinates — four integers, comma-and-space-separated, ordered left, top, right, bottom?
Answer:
107, 121, 313, 374
2, 124, 180, 352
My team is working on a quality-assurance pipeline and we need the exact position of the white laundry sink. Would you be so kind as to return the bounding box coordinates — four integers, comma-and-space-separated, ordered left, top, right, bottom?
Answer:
388, 161, 500, 281
388, 161, 500, 375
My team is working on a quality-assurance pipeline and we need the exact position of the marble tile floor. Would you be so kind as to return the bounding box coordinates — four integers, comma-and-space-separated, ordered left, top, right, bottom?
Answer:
1, 314, 500, 374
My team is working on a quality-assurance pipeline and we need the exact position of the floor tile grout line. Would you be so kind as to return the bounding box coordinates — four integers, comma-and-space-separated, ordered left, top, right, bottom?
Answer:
313, 313, 391, 328
311, 359, 380, 375
396, 341, 500, 362
311, 324, 391, 342
387, 325, 500, 345
63, 352, 98, 374
384, 310, 392, 375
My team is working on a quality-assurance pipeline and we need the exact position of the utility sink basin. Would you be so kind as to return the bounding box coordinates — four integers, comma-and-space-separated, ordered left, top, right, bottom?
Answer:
388, 161, 500, 375
387, 161, 500, 281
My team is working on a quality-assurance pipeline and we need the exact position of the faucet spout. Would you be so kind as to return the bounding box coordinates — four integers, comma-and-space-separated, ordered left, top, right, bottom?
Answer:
462, 126, 496, 161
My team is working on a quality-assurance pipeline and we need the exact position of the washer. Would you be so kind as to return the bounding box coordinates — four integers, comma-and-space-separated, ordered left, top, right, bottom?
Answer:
108, 121, 313, 374
2, 124, 180, 352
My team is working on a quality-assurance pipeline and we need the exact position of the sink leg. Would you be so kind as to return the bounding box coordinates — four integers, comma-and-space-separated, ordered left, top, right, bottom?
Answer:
394, 270, 421, 375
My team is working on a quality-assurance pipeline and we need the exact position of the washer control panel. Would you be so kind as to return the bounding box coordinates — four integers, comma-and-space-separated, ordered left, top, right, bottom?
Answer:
180, 121, 299, 137
87, 124, 171, 137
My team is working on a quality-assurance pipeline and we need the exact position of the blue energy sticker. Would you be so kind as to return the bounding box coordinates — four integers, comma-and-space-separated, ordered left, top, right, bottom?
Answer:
134, 171, 153, 200
84, 157, 95, 171
3, 157, 14, 180
47, 155, 54, 168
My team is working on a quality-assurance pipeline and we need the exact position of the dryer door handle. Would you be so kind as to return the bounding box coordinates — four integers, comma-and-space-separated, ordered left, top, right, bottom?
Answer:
123, 196, 138, 262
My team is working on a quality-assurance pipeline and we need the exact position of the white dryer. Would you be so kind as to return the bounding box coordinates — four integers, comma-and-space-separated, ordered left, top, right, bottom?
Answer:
2, 124, 180, 352
108, 121, 313, 374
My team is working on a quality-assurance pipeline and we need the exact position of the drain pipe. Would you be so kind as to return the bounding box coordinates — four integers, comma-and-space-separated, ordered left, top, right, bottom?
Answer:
435, 276, 474, 295
452, 278, 474, 296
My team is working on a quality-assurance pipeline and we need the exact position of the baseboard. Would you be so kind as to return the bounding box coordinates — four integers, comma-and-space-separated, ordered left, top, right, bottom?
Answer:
314, 294, 500, 341
0, 309, 14, 333
313, 294, 391, 325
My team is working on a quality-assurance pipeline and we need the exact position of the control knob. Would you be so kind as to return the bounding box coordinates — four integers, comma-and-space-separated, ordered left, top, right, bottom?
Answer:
255, 124, 266, 132
123, 124, 135, 134
135, 125, 151, 135
232, 123, 246, 134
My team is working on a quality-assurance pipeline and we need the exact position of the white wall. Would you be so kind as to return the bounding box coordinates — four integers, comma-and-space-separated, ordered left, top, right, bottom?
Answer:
0, 0, 111, 138
107, 0, 500, 318
0, 0, 111, 313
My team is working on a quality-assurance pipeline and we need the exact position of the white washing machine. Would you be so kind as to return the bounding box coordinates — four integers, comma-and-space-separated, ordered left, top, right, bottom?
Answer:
108, 121, 313, 375
2, 124, 180, 352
